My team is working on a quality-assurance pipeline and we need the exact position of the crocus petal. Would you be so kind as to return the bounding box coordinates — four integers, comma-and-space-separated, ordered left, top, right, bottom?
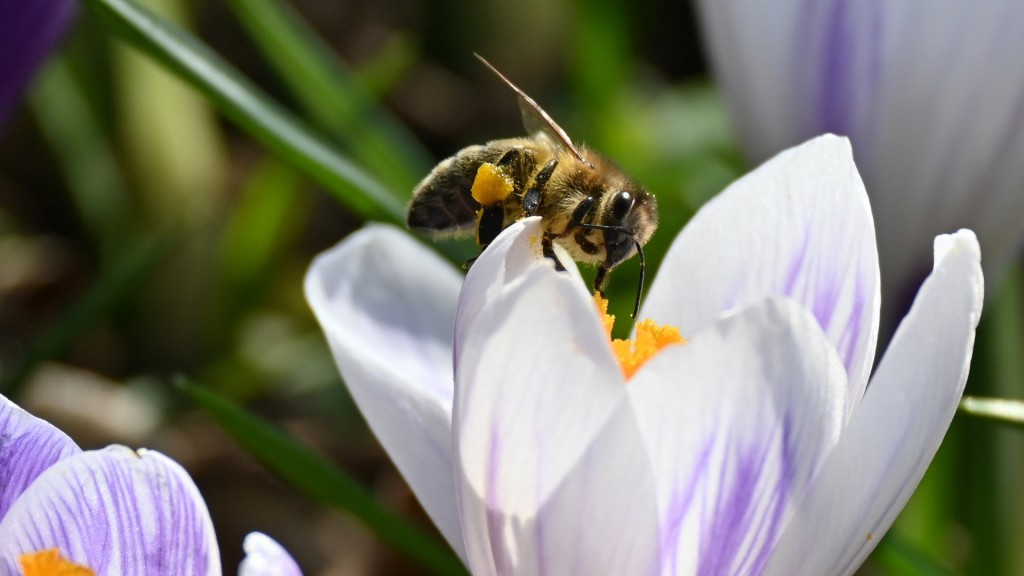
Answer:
239, 532, 302, 576
0, 0, 76, 124
697, 0, 1024, 303
628, 296, 848, 575
305, 225, 466, 559
763, 230, 983, 576
0, 446, 219, 575
644, 134, 878, 420
0, 392, 81, 522
454, 265, 661, 575
455, 217, 581, 353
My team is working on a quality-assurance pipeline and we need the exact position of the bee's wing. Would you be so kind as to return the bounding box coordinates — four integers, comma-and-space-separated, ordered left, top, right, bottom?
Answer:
475, 54, 591, 167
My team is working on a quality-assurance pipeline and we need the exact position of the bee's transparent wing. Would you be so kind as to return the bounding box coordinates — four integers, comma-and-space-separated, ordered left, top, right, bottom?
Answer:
475, 54, 590, 166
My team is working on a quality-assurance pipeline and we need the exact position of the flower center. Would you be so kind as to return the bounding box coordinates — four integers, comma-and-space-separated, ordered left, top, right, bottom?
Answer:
595, 294, 685, 379
19, 549, 95, 576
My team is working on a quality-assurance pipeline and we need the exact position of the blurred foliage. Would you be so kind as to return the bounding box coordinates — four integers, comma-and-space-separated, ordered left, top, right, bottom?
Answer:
0, 0, 1020, 573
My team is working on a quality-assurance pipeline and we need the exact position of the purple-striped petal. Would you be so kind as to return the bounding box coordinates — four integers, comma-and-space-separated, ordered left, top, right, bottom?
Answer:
0, 0, 76, 124
304, 225, 466, 560
628, 296, 848, 575
239, 532, 302, 576
764, 230, 983, 576
454, 262, 660, 575
643, 135, 879, 420
0, 392, 81, 522
0, 446, 220, 575
697, 0, 1024, 307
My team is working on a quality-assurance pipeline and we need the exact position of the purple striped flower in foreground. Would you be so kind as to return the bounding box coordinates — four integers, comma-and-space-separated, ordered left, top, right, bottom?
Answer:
306, 135, 983, 575
695, 0, 1024, 311
0, 393, 301, 575
0, 0, 76, 125
0, 394, 218, 575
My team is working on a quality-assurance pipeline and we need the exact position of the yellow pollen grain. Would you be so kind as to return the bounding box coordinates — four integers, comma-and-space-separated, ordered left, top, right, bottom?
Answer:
19, 549, 95, 576
595, 294, 685, 379
471, 162, 515, 205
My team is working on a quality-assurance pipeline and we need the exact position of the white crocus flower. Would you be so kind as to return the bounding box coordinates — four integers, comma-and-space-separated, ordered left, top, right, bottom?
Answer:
695, 1, 1022, 310
306, 135, 982, 575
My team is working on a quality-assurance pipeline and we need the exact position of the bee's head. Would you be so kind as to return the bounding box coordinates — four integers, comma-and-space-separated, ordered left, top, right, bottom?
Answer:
601, 187, 658, 269
578, 186, 658, 318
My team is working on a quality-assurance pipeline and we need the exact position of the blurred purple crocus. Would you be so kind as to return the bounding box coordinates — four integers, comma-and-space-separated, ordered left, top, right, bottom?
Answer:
695, 0, 1024, 313
306, 135, 983, 574
0, 0, 76, 124
0, 392, 301, 575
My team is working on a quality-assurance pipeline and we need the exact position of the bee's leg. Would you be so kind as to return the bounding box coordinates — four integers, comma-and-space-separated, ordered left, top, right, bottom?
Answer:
464, 203, 506, 269
522, 159, 558, 216
541, 232, 566, 272
568, 196, 595, 229
496, 147, 536, 193
476, 204, 506, 248
594, 265, 610, 297
566, 196, 607, 295
496, 147, 521, 169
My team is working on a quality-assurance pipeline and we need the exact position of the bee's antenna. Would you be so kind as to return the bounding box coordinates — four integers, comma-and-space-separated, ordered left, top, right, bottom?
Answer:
632, 238, 645, 319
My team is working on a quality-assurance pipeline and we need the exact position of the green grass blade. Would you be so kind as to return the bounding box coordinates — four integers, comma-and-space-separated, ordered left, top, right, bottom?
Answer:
81, 0, 405, 223
179, 379, 468, 575
223, 0, 432, 193
960, 397, 1024, 430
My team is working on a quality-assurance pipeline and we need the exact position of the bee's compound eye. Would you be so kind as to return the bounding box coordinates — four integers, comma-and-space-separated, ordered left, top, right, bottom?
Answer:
611, 191, 634, 219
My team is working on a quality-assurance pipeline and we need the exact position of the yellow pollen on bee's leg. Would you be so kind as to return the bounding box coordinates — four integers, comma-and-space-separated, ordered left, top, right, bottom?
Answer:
471, 162, 515, 206
19, 549, 95, 576
594, 294, 685, 379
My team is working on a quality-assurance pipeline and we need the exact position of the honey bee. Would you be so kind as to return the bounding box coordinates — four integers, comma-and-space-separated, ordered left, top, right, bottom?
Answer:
407, 55, 658, 317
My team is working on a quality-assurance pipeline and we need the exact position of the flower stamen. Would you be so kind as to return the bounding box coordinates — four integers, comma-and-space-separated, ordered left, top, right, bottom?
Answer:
595, 294, 685, 379
19, 549, 95, 576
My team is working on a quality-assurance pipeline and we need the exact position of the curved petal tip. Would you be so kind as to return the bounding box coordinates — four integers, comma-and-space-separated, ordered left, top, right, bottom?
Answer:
239, 532, 302, 576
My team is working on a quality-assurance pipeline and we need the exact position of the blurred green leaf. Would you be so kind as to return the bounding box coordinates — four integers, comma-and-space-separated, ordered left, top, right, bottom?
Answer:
356, 33, 420, 97
959, 264, 1024, 574
215, 159, 306, 330
960, 397, 1024, 430
570, 0, 631, 136
81, 0, 405, 223
224, 0, 431, 194
873, 531, 965, 576
180, 379, 468, 575
30, 55, 132, 260
2, 231, 178, 396
111, 0, 225, 227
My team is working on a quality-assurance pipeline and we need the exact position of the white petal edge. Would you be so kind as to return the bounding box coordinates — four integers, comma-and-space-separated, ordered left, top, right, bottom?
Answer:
454, 265, 661, 575
764, 229, 983, 576
455, 217, 581, 356
239, 532, 302, 576
628, 296, 848, 575
305, 225, 466, 559
0, 446, 220, 576
644, 134, 879, 423
0, 393, 81, 522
